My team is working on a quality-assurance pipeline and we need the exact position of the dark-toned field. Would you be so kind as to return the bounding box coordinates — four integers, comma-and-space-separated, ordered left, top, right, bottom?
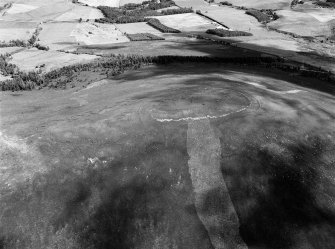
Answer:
1, 63, 334, 249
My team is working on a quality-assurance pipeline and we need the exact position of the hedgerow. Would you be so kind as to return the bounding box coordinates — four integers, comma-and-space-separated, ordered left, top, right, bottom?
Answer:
126, 33, 165, 41
206, 29, 252, 37
147, 18, 181, 33
160, 7, 193, 15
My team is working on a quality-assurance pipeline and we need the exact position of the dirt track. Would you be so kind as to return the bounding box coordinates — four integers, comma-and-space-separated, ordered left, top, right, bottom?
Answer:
1, 63, 335, 248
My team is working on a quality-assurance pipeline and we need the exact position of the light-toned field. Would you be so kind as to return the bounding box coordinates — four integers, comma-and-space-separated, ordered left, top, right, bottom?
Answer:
215, 0, 292, 9
5, 3, 38, 14
0, 21, 36, 42
38, 22, 78, 50
116, 22, 162, 35
269, 10, 333, 37
10, 48, 97, 72
119, 0, 144, 5
150, 13, 221, 32
0, 73, 11, 81
39, 22, 129, 50
72, 22, 129, 45
78, 0, 119, 7
54, 4, 104, 21
0, 46, 24, 55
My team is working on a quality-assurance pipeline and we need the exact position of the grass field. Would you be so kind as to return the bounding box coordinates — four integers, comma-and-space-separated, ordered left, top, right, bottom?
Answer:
116, 22, 162, 35
9, 48, 97, 72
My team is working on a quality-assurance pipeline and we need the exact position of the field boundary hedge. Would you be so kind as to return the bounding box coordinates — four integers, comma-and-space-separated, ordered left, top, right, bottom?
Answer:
147, 18, 181, 33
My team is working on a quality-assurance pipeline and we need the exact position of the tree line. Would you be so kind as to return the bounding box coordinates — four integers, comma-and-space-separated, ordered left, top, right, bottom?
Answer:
2, 53, 333, 91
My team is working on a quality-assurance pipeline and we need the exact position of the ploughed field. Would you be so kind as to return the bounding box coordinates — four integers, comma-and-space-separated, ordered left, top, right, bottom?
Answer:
1, 63, 335, 249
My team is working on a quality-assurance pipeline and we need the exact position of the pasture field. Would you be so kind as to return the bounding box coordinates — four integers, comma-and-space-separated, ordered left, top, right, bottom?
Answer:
72, 22, 129, 45
116, 22, 162, 35
5, 3, 37, 14
149, 13, 221, 32
9, 48, 97, 72
38, 22, 78, 50
54, 4, 104, 21
268, 9, 333, 37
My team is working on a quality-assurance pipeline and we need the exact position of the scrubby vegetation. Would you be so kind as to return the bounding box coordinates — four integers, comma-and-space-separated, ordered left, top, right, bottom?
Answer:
206, 29, 252, 37
126, 33, 165, 41
147, 18, 181, 33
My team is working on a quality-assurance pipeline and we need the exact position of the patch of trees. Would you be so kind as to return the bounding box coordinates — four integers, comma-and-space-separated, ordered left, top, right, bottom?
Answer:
315, 0, 335, 8
147, 18, 181, 33
245, 9, 271, 23
160, 7, 193, 15
0, 53, 18, 76
0, 39, 27, 48
147, 0, 175, 10
96, 1, 188, 24
206, 29, 252, 37
0, 2, 12, 11
220, 1, 232, 6
96, 6, 160, 24
126, 33, 165, 41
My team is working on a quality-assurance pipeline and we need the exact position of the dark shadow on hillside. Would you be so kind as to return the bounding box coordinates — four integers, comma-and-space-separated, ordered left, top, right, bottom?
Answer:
218, 135, 335, 249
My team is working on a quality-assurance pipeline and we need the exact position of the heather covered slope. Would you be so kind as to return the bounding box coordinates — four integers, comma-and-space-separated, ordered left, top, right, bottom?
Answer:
1, 64, 335, 248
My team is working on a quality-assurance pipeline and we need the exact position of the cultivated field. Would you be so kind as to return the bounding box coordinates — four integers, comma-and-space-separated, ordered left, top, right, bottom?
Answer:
9, 48, 97, 72
78, 0, 120, 7
214, 0, 292, 9
116, 22, 162, 35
